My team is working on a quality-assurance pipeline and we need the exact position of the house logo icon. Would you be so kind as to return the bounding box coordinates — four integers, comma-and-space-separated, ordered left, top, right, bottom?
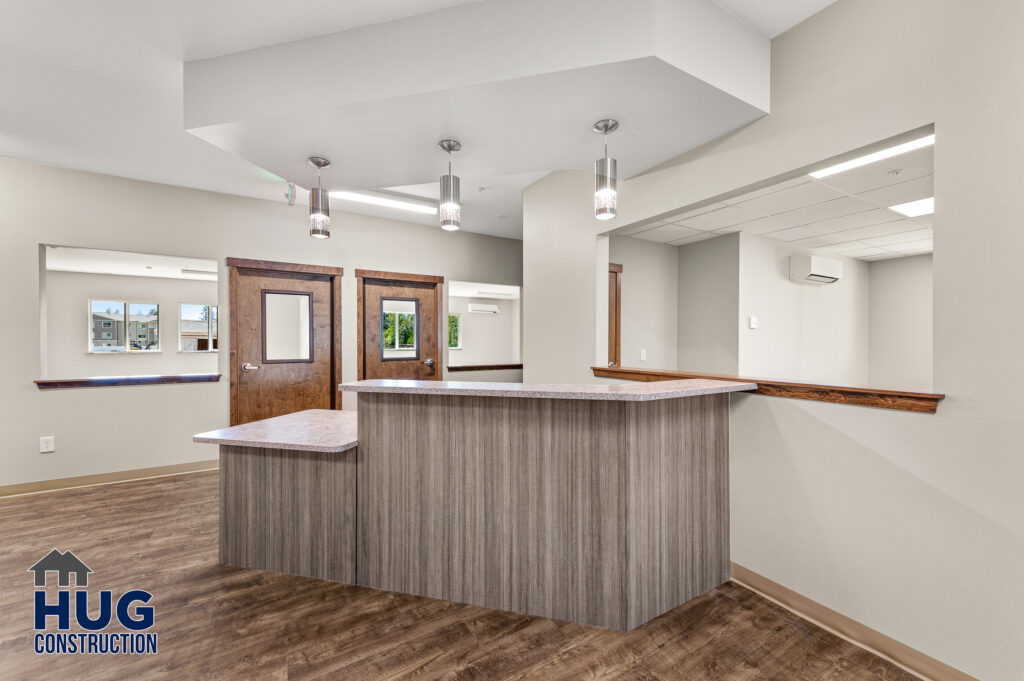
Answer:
28, 548, 92, 587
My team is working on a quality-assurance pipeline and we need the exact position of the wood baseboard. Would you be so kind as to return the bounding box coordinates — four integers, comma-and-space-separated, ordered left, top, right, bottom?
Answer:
730, 563, 978, 681
0, 460, 218, 498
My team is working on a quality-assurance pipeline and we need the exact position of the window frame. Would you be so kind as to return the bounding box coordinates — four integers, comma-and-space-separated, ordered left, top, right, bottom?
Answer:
178, 303, 219, 353
87, 300, 162, 354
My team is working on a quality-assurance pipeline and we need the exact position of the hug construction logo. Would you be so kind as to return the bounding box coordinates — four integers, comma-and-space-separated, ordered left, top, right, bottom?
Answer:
28, 549, 158, 656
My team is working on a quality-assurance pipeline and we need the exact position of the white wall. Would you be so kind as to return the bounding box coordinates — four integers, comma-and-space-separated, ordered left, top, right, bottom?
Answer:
522, 1, 1024, 677
738, 233, 869, 385
608, 236, 678, 369
869, 254, 933, 391
44, 270, 219, 377
676, 233, 739, 373
1, 157, 521, 487
447, 296, 518, 366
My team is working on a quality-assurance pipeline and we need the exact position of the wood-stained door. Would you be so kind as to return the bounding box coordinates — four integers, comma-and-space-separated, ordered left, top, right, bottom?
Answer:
608, 263, 622, 367
228, 259, 343, 425
356, 270, 442, 380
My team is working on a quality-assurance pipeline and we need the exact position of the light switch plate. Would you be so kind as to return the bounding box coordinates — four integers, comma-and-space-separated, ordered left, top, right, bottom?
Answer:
39, 436, 55, 453
640, 349, 647, 361
748, 316, 759, 329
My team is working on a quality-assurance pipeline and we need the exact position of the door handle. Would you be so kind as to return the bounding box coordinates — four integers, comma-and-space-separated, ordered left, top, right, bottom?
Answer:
241, 362, 260, 371
423, 359, 434, 366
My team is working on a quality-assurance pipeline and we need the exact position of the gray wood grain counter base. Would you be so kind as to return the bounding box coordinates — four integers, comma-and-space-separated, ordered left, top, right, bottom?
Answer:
355, 392, 729, 631
219, 445, 356, 583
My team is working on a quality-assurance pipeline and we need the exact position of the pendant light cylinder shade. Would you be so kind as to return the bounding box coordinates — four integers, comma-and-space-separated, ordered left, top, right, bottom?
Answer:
594, 155, 617, 220
439, 172, 461, 231
309, 186, 331, 239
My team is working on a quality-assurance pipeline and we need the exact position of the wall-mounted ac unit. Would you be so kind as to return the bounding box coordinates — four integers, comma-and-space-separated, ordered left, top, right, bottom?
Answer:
467, 303, 499, 314
789, 254, 843, 284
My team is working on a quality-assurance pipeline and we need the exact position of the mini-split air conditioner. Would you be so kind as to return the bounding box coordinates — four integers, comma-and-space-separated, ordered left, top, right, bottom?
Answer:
789, 254, 843, 284
467, 303, 499, 314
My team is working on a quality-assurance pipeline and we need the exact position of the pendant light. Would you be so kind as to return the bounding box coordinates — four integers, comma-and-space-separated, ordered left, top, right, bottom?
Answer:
593, 119, 619, 221
438, 139, 462, 231
308, 156, 331, 239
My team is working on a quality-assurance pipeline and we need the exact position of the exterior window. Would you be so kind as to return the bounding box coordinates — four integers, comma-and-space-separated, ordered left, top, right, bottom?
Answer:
89, 301, 159, 352
179, 304, 219, 352
382, 312, 417, 350
448, 313, 462, 349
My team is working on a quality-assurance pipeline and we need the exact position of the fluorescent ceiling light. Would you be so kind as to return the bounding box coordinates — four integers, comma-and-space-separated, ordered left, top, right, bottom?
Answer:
888, 196, 934, 217
331, 190, 437, 215
809, 134, 934, 179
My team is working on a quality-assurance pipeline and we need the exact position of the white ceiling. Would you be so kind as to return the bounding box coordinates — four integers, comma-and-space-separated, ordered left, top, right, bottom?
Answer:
449, 281, 521, 299
620, 143, 934, 261
0, 1, 486, 206
45, 246, 218, 281
712, 0, 838, 38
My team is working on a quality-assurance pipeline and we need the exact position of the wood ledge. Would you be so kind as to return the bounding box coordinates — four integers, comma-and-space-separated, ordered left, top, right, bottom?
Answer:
593, 367, 943, 414
447, 363, 524, 372
35, 374, 222, 390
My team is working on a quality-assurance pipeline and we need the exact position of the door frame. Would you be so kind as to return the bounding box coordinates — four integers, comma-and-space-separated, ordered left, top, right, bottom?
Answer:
227, 258, 344, 425
355, 269, 443, 380
608, 263, 622, 367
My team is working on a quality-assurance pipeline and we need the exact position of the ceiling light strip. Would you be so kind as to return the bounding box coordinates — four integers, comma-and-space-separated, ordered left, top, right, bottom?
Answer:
808, 134, 934, 179
331, 191, 437, 215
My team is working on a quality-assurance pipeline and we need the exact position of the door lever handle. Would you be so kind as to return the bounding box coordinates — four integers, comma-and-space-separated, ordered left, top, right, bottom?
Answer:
241, 362, 260, 371
423, 358, 434, 366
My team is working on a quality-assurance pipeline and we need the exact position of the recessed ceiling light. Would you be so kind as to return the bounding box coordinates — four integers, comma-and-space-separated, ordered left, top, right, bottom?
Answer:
331, 190, 437, 215
888, 196, 934, 217
809, 134, 934, 179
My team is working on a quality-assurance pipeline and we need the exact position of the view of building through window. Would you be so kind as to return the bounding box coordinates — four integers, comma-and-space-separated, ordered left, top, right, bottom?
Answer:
179, 303, 219, 352
90, 300, 159, 352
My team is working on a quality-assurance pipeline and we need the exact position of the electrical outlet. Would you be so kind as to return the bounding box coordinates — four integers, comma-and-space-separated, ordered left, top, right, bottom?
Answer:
39, 436, 55, 453
640, 349, 647, 361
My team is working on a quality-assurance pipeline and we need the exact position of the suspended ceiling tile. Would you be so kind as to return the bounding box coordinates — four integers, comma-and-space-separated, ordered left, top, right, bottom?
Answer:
860, 252, 911, 261
618, 220, 673, 236
720, 176, 810, 205
671, 202, 730, 221
842, 246, 892, 258
675, 204, 765, 230
670, 231, 720, 246
632, 223, 703, 243
861, 227, 933, 247
856, 174, 933, 208
735, 180, 845, 215
826, 218, 921, 242
886, 238, 934, 252
798, 208, 903, 234
775, 196, 879, 226
730, 215, 799, 235
910, 214, 934, 227
814, 241, 870, 253
814, 146, 934, 195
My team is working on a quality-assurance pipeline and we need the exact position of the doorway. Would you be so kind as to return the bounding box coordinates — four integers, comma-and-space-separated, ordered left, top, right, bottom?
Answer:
227, 258, 343, 425
356, 269, 442, 380
608, 263, 622, 367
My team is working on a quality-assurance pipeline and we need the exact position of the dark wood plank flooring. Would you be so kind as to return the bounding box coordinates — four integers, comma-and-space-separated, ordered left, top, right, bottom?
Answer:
0, 471, 917, 681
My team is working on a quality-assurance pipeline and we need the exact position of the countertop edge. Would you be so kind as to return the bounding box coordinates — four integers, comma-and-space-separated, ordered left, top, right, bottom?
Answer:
339, 380, 758, 401
192, 435, 357, 454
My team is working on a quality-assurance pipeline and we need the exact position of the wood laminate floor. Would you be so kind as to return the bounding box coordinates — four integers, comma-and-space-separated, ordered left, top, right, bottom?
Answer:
0, 471, 918, 681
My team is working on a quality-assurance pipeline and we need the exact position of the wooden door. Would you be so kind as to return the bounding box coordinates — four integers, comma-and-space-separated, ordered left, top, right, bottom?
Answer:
228, 259, 343, 425
608, 263, 622, 367
356, 270, 442, 380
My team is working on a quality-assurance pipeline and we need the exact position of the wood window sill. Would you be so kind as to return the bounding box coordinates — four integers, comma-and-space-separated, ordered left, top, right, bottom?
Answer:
592, 367, 944, 414
35, 373, 222, 390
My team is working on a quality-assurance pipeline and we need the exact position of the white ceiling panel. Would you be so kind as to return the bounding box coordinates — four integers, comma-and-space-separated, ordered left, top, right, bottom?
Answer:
887, 238, 934, 252
842, 246, 892, 258
911, 214, 934, 227
631, 223, 704, 243
856, 175, 933, 208
861, 227, 933, 247
727, 215, 799, 235
818, 219, 923, 243
735, 181, 845, 216
721, 177, 810, 205
670, 231, 720, 246
671, 202, 730, 220
675, 204, 765, 230
775, 196, 877, 226
815, 147, 934, 195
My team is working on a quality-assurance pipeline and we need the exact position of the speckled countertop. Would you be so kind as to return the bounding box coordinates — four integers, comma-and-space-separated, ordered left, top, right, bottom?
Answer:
339, 378, 757, 402
193, 409, 357, 453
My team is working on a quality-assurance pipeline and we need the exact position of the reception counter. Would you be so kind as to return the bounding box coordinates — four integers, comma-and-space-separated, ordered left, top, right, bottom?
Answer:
196, 377, 755, 630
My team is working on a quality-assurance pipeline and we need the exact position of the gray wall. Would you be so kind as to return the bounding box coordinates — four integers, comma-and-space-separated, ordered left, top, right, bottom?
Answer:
738, 233, 869, 385
676, 233, 739, 373
2, 157, 521, 487
609, 236, 678, 370
869, 254, 933, 391
522, 1, 1024, 677
45, 270, 219, 378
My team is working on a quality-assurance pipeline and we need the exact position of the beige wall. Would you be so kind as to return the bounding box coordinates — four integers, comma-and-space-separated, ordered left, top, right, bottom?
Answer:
676, 233, 739, 373
738, 233, 869, 385
1, 157, 521, 487
45, 270, 219, 377
522, 1, 1024, 678
447, 296, 518, 366
609, 236, 678, 370
869, 254, 933, 391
